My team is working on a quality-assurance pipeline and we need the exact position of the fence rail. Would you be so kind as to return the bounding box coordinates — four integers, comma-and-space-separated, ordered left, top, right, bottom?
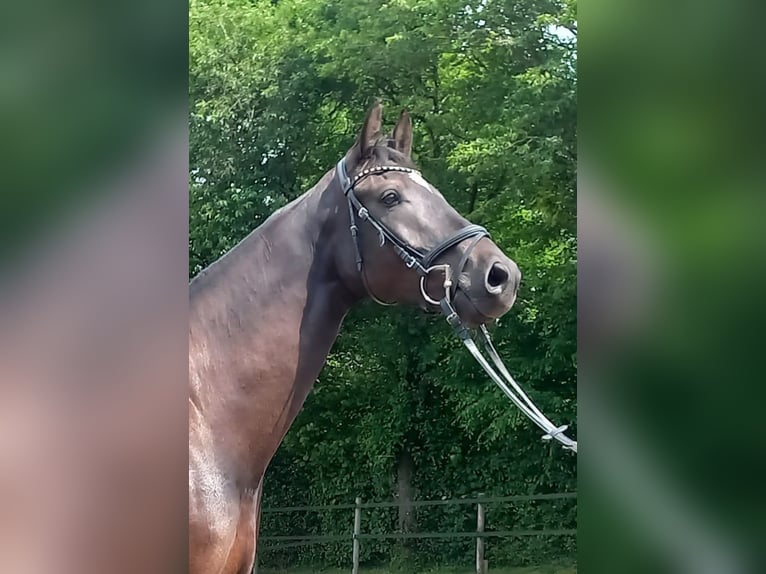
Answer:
258, 492, 576, 573
262, 529, 576, 544
261, 492, 576, 514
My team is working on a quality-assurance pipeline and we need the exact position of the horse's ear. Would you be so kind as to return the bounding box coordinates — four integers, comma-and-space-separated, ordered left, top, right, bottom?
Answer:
348, 99, 383, 167
392, 109, 413, 158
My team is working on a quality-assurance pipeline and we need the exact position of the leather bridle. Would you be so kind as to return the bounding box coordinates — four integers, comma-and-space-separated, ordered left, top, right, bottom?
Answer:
335, 157, 578, 453
336, 157, 488, 308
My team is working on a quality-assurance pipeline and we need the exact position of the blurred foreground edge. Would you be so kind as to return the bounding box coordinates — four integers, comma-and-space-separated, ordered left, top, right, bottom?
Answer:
0, 121, 189, 574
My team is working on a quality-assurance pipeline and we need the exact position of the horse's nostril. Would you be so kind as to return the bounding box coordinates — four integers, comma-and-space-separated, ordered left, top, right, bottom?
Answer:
486, 263, 510, 291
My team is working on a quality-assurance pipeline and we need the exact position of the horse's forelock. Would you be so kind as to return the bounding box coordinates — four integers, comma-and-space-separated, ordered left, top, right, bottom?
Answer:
366, 140, 416, 169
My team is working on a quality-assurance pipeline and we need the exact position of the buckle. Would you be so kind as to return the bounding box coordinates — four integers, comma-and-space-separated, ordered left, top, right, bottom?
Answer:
441, 300, 461, 327
542, 425, 569, 440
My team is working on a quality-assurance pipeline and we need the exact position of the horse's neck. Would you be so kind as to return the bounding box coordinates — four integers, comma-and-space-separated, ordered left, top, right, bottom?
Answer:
189, 172, 355, 486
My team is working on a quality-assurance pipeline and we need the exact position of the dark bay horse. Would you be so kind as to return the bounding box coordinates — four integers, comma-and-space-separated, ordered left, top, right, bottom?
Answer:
189, 102, 521, 574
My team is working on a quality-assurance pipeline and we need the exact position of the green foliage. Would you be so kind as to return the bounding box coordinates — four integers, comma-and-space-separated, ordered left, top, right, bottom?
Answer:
190, 0, 576, 568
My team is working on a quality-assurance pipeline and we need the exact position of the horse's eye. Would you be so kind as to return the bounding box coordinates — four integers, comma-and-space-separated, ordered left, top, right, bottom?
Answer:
381, 190, 400, 206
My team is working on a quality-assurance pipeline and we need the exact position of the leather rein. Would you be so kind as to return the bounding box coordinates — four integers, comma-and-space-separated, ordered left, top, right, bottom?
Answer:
336, 158, 577, 453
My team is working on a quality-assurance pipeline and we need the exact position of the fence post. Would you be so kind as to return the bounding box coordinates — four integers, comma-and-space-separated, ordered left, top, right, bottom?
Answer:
352, 496, 362, 574
476, 499, 487, 574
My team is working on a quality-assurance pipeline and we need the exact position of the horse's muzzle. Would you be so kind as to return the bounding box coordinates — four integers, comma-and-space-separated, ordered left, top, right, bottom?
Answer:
456, 250, 520, 324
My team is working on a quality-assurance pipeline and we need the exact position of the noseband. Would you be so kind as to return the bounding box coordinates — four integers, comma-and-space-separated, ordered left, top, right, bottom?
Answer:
336, 157, 488, 307
335, 157, 577, 453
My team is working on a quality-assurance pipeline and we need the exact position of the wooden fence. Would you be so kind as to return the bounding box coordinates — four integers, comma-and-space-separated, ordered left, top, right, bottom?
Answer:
256, 492, 576, 573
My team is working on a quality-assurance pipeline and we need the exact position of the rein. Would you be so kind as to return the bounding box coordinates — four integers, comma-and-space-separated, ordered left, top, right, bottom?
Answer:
336, 158, 577, 453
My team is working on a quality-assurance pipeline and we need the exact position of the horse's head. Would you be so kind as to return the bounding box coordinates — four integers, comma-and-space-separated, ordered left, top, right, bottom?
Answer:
334, 101, 520, 326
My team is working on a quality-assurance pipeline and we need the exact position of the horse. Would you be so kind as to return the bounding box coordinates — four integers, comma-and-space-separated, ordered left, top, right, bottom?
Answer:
189, 101, 521, 574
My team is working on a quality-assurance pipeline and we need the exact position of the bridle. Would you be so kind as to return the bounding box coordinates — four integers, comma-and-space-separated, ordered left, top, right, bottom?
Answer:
336, 157, 488, 307
336, 157, 577, 453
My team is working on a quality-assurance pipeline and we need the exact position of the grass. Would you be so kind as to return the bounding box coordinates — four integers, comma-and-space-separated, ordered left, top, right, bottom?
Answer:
260, 566, 576, 574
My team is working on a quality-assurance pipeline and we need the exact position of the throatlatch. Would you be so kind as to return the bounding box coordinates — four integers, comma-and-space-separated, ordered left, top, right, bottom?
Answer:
336, 158, 577, 453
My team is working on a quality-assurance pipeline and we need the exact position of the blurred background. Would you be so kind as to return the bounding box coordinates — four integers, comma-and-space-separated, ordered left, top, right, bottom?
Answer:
579, 0, 765, 572
0, 1, 188, 573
